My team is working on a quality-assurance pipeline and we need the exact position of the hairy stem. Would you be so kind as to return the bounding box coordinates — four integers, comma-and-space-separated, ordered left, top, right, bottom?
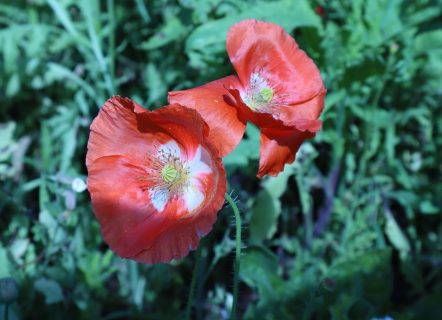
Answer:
225, 193, 241, 320
185, 244, 202, 320
4, 303, 9, 320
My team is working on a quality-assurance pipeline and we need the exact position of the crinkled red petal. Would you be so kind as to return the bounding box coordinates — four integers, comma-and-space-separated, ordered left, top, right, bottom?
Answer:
168, 76, 247, 157
86, 96, 158, 167
258, 127, 315, 178
275, 89, 326, 132
135, 103, 210, 160
88, 155, 169, 257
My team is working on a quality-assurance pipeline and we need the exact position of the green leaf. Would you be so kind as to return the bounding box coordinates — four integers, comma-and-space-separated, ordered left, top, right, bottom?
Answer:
0, 122, 16, 158
2, 32, 18, 74
134, 0, 151, 23
34, 278, 64, 304
47, 0, 79, 37
0, 246, 11, 278
212, 230, 236, 266
327, 249, 393, 308
141, 18, 186, 50
415, 30, 442, 76
415, 30, 442, 54
10, 238, 29, 264
6, 73, 20, 97
39, 210, 66, 244
47, 62, 100, 105
420, 201, 439, 215
249, 163, 297, 243
60, 121, 78, 172
145, 63, 166, 105
185, 0, 321, 68
262, 163, 297, 199
364, 0, 403, 46
240, 246, 286, 302
249, 190, 280, 244
384, 212, 410, 252
40, 123, 52, 171
223, 124, 259, 168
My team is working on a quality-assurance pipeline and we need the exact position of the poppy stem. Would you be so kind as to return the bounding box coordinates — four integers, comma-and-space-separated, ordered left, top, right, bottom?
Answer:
4, 303, 9, 320
225, 192, 241, 320
185, 243, 202, 320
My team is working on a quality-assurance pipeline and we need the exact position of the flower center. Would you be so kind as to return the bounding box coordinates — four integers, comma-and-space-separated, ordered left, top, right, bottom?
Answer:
161, 164, 178, 183
140, 141, 212, 214
160, 159, 190, 194
154, 146, 190, 197
242, 73, 275, 112
259, 87, 274, 103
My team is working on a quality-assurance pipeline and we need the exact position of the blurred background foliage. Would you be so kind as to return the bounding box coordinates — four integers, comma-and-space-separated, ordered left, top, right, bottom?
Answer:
0, 0, 441, 319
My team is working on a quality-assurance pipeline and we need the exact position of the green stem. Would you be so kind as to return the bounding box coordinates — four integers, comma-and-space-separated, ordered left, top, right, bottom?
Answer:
225, 192, 241, 320
185, 244, 202, 320
107, 0, 116, 92
4, 303, 9, 320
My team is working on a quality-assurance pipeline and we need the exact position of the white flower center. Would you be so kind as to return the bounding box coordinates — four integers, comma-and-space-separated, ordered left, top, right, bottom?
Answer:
146, 141, 211, 213
241, 73, 275, 112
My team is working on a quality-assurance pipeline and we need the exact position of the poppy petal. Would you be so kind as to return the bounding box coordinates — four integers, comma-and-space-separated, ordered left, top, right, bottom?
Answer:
168, 76, 246, 157
226, 19, 325, 105
87, 155, 164, 258
133, 213, 215, 264
275, 89, 326, 132
86, 96, 155, 167
135, 104, 211, 160
258, 127, 314, 178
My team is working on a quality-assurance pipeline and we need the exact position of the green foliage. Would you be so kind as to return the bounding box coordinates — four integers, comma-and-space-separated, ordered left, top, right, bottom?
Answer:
0, 0, 441, 319
185, 0, 321, 71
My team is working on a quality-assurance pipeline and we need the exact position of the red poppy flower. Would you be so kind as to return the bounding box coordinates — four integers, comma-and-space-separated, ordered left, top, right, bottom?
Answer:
86, 97, 226, 264
169, 19, 326, 178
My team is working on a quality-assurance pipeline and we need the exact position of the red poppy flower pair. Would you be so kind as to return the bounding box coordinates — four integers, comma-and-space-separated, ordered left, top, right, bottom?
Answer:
86, 20, 325, 264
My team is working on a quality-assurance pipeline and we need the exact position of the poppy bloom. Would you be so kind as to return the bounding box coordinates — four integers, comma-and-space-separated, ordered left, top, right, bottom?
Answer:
169, 19, 326, 178
86, 97, 226, 264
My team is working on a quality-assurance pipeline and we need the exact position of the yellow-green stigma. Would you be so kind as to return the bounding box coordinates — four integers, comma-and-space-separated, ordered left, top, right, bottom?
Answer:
244, 86, 274, 111
259, 87, 274, 103
161, 164, 178, 183
160, 160, 190, 194
242, 73, 276, 112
